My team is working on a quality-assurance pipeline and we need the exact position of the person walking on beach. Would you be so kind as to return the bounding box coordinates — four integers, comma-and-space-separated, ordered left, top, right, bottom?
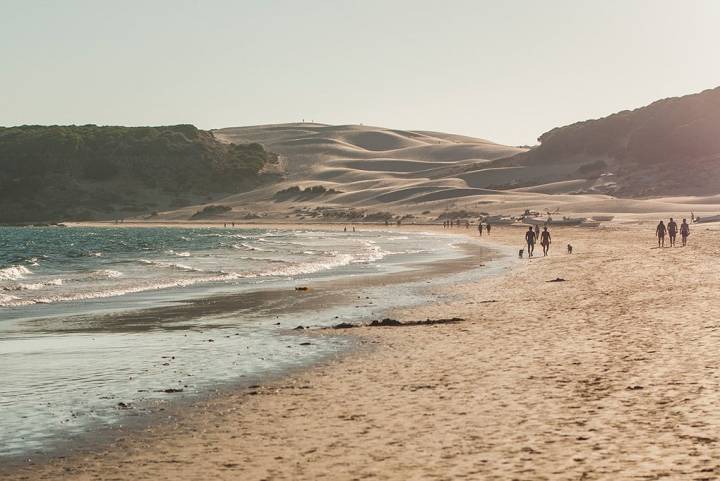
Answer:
656, 220, 666, 247
525, 227, 536, 257
680, 218, 690, 246
478, 223, 483, 236
534, 224, 540, 243
667, 218, 678, 247
540, 226, 551, 256
486, 223, 491, 235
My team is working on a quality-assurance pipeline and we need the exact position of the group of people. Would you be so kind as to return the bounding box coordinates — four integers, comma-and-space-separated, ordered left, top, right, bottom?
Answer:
655, 218, 690, 247
525, 225, 551, 257
443, 219, 472, 229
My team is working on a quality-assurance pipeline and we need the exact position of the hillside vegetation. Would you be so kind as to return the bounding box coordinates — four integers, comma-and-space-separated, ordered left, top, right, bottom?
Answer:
507, 86, 720, 196
0, 125, 277, 222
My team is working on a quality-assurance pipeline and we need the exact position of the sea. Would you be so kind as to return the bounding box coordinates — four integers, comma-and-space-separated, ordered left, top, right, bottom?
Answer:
0, 225, 495, 461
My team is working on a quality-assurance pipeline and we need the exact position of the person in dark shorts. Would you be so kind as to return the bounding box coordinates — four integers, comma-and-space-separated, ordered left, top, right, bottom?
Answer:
540, 226, 551, 256
525, 227, 536, 257
680, 218, 690, 246
656, 220, 666, 247
667, 218, 678, 247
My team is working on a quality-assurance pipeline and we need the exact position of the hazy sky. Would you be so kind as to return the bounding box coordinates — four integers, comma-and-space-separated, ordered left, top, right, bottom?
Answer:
2, 0, 719, 145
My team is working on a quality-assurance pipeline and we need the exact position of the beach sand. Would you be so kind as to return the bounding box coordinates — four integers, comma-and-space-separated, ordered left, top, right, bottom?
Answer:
4, 222, 720, 480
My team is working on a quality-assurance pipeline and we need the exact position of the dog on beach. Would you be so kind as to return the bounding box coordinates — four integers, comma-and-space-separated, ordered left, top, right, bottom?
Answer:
519, 248, 524, 258
567, 244, 573, 254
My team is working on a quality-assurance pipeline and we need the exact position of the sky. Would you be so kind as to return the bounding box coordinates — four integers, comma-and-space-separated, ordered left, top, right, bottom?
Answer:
2, 0, 719, 146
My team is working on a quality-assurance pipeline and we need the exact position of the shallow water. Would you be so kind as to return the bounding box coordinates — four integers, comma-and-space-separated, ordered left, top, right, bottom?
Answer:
0, 226, 481, 459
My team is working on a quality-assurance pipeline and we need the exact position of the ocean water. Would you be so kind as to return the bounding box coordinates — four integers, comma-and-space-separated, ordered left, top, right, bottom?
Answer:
0, 226, 480, 460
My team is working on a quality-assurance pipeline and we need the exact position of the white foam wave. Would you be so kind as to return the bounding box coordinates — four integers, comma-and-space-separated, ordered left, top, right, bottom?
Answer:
165, 250, 191, 257
0, 292, 20, 304
0, 265, 32, 281
87, 269, 123, 280
0, 273, 240, 307
16, 279, 64, 291
138, 259, 205, 273
258, 253, 355, 278
233, 243, 269, 252
352, 240, 387, 264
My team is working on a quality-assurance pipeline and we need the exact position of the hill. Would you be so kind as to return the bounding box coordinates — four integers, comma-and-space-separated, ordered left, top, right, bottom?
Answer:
505, 86, 720, 197
0, 125, 277, 222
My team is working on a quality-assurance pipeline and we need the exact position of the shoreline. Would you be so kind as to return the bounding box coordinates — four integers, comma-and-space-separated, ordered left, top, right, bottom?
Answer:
0, 225, 505, 471
6, 222, 720, 480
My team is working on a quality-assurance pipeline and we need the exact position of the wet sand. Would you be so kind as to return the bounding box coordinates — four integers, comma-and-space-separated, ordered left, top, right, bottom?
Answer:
5, 222, 720, 480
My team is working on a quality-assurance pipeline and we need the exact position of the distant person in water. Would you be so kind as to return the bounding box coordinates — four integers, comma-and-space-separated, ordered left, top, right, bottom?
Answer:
667, 218, 678, 247
478, 223, 483, 236
540, 226, 551, 256
680, 218, 690, 246
656, 220, 666, 247
525, 227, 536, 257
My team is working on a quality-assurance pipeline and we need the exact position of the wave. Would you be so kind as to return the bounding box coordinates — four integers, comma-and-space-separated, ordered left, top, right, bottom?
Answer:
257, 253, 355, 278
0, 265, 32, 281
15, 279, 64, 291
138, 259, 206, 273
0, 275, 235, 307
0, 292, 20, 304
230, 242, 270, 252
353, 240, 388, 264
164, 250, 191, 257
85, 269, 123, 280
137, 259, 229, 276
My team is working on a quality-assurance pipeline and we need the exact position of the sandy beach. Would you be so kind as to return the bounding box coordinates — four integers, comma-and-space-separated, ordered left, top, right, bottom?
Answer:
4, 221, 720, 480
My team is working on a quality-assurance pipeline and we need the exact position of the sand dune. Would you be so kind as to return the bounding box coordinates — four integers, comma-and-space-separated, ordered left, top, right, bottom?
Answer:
187, 123, 720, 222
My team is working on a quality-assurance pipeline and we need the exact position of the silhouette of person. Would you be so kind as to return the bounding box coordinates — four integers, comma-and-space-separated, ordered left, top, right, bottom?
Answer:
667, 218, 678, 247
478, 223, 483, 236
680, 218, 690, 246
486, 223, 491, 235
656, 220, 666, 247
540, 226, 551, 256
525, 227, 536, 257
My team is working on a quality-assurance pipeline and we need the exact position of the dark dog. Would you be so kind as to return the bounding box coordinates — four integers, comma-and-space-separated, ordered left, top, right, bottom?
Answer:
519, 248, 524, 258
567, 244, 573, 254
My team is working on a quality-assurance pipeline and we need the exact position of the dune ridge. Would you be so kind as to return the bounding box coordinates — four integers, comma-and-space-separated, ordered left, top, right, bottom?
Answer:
174, 122, 720, 223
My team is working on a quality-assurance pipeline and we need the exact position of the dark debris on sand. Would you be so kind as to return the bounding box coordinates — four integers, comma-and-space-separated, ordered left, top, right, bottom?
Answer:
332, 317, 464, 329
